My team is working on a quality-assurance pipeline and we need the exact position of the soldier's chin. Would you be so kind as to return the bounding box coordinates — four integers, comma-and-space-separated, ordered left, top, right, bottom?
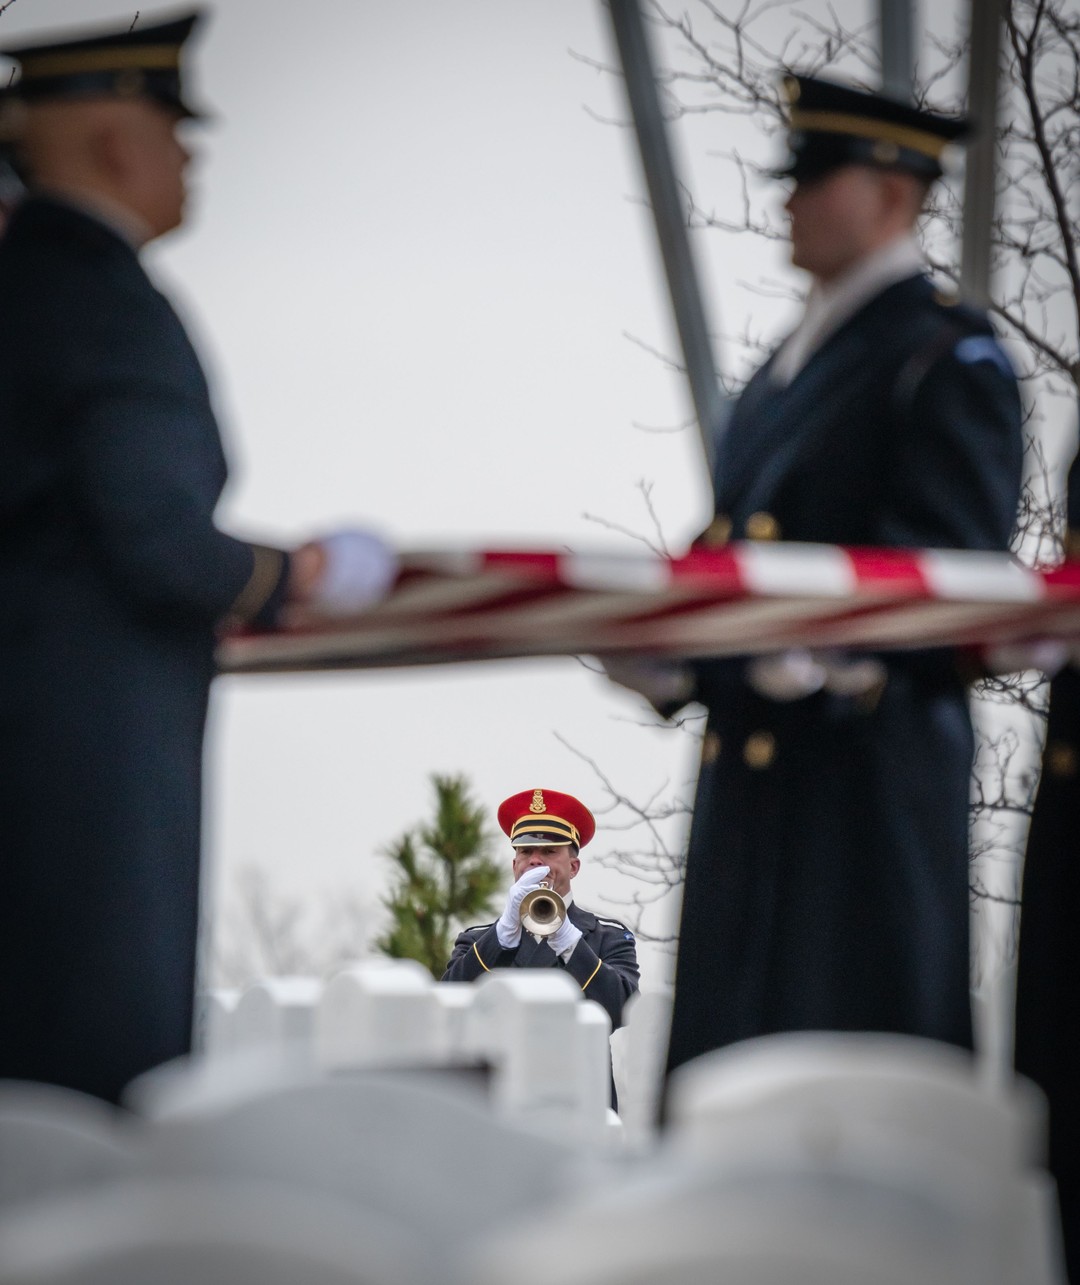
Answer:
157, 198, 189, 240
789, 243, 841, 281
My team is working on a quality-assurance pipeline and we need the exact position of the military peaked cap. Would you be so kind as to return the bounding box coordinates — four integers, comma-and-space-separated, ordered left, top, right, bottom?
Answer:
498, 789, 596, 850
1, 9, 206, 118
776, 73, 970, 183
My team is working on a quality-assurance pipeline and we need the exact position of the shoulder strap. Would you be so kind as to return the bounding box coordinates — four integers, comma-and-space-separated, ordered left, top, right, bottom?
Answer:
892, 317, 967, 416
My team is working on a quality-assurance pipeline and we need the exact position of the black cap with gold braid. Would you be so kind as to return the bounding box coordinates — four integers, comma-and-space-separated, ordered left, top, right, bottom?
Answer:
775, 73, 969, 184
1, 9, 206, 119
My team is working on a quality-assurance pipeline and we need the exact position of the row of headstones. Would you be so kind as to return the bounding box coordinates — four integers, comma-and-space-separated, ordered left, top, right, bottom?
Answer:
197, 957, 672, 1145
178, 974, 1065, 1283
0, 952, 1062, 1283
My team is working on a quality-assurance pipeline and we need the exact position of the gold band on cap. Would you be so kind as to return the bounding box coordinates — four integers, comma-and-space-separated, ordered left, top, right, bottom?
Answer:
18, 44, 181, 80
509, 814, 580, 846
789, 109, 950, 160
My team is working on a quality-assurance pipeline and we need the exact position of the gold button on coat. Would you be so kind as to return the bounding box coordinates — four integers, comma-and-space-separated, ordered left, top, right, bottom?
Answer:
1046, 740, 1078, 778
701, 515, 732, 547
701, 731, 722, 765
743, 730, 776, 769
745, 511, 780, 541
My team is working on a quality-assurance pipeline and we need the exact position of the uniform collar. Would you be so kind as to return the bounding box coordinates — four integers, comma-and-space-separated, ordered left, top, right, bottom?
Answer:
808, 233, 925, 323
772, 233, 925, 386
34, 185, 152, 249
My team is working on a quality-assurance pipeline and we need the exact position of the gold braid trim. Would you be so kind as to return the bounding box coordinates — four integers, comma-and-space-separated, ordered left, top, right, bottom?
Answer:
509, 815, 580, 845
472, 941, 491, 972
226, 545, 284, 626
580, 958, 602, 991
18, 46, 181, 78
789, 109, 950, 159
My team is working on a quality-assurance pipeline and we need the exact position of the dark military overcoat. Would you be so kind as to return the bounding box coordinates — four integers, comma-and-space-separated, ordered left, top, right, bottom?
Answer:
1014, 455, 1080, 1281
1015, 663, 1080, 1281
0, 197, 287, 1102
665, 273, 1024, 1077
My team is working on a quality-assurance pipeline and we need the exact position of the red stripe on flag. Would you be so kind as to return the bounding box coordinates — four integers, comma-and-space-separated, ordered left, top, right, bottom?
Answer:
482, 550, 563, 578
669, 546, 743, 589
847, 547, 929, 595
1041, 560, 1080, 595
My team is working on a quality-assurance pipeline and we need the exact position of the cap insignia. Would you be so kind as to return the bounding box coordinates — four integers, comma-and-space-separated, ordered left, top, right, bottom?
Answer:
529, 790, 545, 813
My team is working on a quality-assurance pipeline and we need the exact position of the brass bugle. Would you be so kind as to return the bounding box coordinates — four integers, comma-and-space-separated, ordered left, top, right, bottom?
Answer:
519, 879, 566, 937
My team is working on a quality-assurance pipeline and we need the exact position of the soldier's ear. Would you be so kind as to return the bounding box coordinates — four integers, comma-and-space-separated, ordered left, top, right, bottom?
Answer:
85, 110, 134, 185
569, 853, 581, 879
880, 168, 926, 222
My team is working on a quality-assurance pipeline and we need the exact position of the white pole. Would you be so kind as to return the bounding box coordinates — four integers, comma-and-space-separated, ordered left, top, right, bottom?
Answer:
879, 0, 916, 100
606, 0, 726, 483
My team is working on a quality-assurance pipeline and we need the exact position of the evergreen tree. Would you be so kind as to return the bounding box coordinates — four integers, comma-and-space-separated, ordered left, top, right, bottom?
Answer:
374, 774, 506, 977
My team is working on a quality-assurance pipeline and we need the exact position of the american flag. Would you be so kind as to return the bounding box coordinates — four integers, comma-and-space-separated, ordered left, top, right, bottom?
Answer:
219, 544, 1080, 675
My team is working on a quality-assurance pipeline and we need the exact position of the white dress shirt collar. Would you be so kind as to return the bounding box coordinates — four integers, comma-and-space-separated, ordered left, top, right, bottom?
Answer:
771, 233, 926, 386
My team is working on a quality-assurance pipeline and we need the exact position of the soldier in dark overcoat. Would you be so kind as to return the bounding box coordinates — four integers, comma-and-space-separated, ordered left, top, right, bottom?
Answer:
0, 12, 394, 1103
1014, 450, 1080, 1282
443, 789, 640, 1039
606, 76, 1024, 1080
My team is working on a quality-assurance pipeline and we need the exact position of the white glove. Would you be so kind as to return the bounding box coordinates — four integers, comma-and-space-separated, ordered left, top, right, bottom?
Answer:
598, 656, 695, 711
547, 916, 583, 959
981, 640, 1069, 678
308, 529, 399, 614
746, 650, 887, 701
745, 649, 827, 701
818, 653, 888, 697
496, 865, 550, 948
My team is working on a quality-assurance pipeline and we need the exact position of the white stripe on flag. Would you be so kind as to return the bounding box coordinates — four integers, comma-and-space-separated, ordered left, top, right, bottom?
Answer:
918, 551, 1044, 602
562, 553, 671, 592
735, 543, 858, 598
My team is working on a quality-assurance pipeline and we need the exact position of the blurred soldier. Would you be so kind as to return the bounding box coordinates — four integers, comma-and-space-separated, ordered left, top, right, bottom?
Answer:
0, 10, 396, 1103
1015, 446, 1080, 1283
605, 75, 1023, 1080
0, 89, 25, 230
443, 789, 640, 1040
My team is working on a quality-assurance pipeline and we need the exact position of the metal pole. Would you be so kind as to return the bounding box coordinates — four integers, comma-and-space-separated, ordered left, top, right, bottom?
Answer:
960, 0, 1005, 307
606, 0, 725, 480
879, 0, 916, 100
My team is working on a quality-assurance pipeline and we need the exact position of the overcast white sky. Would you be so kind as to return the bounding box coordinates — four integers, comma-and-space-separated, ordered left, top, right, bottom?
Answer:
4, 0, 789, 990
10, 0, 1025, 992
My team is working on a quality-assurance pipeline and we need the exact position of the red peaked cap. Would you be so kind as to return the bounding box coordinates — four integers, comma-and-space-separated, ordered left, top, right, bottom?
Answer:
497, 789, 596, 850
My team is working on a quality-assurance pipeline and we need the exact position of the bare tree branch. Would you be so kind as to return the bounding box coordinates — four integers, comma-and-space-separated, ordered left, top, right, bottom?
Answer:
580, 0, 1079, 955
